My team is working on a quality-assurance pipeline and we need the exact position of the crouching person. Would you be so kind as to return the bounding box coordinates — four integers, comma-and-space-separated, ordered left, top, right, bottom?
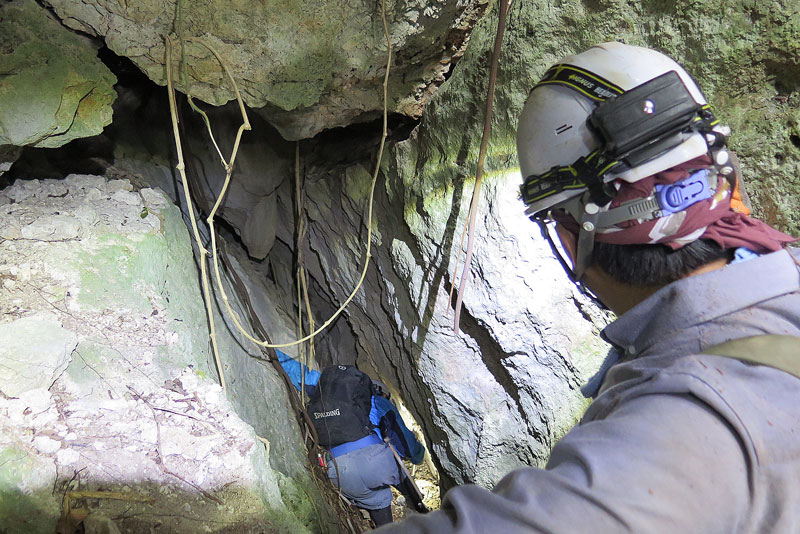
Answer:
278, 354, 427, 527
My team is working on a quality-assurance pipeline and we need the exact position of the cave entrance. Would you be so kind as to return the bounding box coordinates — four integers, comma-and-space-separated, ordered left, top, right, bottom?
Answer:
2, 42, 442, 530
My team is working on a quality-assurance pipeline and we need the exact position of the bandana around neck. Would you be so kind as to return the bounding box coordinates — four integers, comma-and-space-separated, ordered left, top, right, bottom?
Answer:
556, 155, 798, 252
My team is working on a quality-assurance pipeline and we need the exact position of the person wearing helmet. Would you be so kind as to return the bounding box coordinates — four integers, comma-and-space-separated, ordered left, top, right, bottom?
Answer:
377, 42, 800, 533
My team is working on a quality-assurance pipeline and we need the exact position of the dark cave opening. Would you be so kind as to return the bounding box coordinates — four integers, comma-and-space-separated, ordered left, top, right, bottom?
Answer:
0, 36, 446, 532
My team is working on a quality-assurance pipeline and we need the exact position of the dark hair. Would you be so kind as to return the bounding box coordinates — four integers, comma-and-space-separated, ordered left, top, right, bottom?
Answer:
591, 239, 734, 286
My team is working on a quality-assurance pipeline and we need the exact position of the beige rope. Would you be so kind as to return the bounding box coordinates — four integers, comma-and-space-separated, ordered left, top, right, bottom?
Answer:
164, 0, 394, 380
451, 0, 512, 334
202, 2, 393, 350
165, 36, 227, 390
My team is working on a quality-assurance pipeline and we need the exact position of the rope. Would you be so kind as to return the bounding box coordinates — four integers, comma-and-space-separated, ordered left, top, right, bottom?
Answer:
165, 36, 227, 391
451, 0, 512, 334
166, 5, 378, 525
166, 6, 392, 353
295, 141, 316, 406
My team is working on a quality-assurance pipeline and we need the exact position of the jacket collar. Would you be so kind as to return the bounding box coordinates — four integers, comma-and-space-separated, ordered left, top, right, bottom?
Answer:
601, 248, 800, 360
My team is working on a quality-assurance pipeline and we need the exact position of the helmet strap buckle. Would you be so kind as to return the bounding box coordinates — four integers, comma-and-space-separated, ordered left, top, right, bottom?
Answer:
535, 217, 608, 311
575, 195, 600, 279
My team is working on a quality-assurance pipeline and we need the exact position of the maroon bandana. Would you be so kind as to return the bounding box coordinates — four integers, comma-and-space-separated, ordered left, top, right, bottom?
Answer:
557, 156, 797, 252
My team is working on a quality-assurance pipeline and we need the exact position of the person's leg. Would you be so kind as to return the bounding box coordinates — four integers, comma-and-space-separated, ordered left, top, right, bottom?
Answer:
367, 505, 393, 526
327, 445, 395, 510
393, 475, 429, 513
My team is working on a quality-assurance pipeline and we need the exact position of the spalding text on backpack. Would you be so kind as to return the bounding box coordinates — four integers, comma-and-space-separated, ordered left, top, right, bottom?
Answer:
307, 365, 374, 449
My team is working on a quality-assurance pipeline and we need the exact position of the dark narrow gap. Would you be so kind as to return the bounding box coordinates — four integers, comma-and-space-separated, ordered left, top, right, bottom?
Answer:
3, 136, 114, 185
3, 45, 164, 187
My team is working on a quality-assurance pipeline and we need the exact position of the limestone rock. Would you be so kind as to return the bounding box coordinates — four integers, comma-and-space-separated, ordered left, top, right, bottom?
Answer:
0, 145, 21, 177
5, 0, 797, 506
179, 105, 294, 259
0, 313, 78, 396
44, 0, 490, 139
242, 192, 279, 260
412, 0, 800, 235
0, 0, 117, 148
170, 95, 609, 490
0, 175, 333, 533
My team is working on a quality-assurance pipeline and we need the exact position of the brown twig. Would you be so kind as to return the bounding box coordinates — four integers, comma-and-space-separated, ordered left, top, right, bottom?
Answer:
149, 405, 215, 426
452, 0, 512, 334
128, 386, 223, 505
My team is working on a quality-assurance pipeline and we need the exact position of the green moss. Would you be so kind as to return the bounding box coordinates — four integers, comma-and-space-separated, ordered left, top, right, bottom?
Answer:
73, 200, 212, 375
274, 473, 321, 534
76, 238, 154, 314
154, 344, 184, 370
344, 165, 374, 203
0, 0, 116, 148
0, 447, 59, 534
169, 0, 378, 110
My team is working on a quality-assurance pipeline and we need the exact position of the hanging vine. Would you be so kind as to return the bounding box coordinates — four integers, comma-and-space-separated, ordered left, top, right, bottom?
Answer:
164, 0, 393, 384
295, 141, 316, 406
450, 0, 512, 334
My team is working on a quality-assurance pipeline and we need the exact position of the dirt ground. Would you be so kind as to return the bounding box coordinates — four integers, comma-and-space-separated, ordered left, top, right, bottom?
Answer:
390, 458, 440, 522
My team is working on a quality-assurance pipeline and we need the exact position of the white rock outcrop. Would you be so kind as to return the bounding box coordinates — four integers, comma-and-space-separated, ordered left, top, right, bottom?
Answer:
0, 175, 332, 534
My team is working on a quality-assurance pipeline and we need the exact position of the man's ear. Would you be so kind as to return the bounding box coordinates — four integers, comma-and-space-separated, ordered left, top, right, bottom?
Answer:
554, 223, 578, 270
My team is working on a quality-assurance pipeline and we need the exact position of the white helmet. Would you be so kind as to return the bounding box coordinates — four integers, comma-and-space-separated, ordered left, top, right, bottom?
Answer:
517, 42, 733, 278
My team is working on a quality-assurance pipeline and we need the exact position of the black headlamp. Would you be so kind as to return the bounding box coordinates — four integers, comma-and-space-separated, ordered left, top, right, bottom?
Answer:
589, 70, 707, 166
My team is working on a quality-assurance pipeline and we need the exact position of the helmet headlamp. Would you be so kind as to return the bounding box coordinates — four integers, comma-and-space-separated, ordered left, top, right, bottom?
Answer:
517, 42, 737, 288
521, 69, 725, 223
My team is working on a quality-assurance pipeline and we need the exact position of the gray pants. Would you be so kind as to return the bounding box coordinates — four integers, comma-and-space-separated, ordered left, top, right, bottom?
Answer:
327, 442, 401, 510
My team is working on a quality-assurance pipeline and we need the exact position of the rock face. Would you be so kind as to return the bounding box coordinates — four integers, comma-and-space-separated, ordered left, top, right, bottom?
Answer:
0, 176, 337, 533
291, 157, 610, 489
43, 0, 490, 140
3, 0, 800, 521
0, 145, 22, 177
0, 0, 117, 148
0, 313, 78, 396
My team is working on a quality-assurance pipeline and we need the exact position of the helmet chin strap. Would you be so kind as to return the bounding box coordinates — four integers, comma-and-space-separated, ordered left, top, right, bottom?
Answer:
575, 197, 600, 279
535, 217, 609, 311
529, 108, 736, 292
555, 192, 601, 281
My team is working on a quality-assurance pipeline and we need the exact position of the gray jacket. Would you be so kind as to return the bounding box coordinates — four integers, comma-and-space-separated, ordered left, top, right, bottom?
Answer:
378, 249, 800, 533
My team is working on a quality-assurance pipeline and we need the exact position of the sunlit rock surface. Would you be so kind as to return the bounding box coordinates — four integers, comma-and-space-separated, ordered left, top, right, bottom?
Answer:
0, 176, 335, 533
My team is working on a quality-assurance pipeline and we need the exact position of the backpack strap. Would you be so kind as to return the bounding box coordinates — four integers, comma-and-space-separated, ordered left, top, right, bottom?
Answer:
702, 335, 800, 380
